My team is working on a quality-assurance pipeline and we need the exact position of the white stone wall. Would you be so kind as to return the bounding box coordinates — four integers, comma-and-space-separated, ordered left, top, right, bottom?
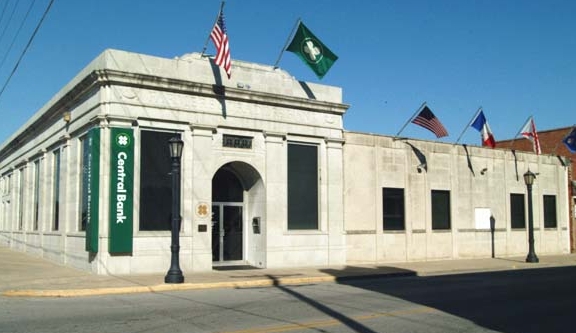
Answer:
343, 132, 570, 263
8, 49, 569, 276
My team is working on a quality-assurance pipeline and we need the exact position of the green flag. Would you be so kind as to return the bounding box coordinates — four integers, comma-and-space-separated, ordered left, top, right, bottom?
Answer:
286, 21, 338, 79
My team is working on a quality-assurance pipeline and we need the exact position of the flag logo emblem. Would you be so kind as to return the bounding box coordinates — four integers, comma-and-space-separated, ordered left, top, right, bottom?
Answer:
286, 21, 338, 79
301, 38, 323, 64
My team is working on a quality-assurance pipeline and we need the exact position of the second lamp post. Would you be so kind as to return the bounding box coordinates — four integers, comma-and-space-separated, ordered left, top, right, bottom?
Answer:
523, 169, 539, 263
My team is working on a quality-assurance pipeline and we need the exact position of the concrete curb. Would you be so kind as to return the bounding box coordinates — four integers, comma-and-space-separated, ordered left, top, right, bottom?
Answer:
2, 272, 416, 298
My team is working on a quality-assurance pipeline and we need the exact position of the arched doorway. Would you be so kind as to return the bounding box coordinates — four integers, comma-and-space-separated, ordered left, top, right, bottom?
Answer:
211, 162, 264, 266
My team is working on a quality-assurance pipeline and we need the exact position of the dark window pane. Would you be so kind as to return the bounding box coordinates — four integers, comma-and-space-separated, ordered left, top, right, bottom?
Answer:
80, 136, 89, 231
33, 160, 40, 231
383, 188, 405, 230
432, 190, 451, 230
53, 149, 61, 231
139, 131, 178, 231
287, 144, 318, 230
543, 195, 557, 228
510, 193, 525, 229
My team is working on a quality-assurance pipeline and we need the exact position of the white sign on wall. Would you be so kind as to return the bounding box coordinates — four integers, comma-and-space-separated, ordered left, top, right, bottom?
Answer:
475, 208, 492, 229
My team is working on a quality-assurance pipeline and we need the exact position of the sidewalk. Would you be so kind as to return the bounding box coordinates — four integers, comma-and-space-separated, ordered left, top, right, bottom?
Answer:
2, 246, 576, 297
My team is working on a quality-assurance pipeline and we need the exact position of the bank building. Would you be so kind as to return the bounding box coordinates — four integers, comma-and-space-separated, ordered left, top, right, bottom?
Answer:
0, 50, 570, 275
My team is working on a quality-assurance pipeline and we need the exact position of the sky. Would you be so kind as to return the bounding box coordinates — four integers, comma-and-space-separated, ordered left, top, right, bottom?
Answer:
0, 0, 575, 146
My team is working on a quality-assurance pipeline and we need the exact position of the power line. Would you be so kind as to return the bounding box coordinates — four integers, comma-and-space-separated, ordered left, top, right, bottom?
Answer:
0, 0, 12, 32
0, 0, 54, 102
0, 0, 37, 71
0, 0, 19, 47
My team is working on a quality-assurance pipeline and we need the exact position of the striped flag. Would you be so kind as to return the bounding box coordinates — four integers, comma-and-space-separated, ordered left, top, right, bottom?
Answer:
520, 116, 541, 154
411, 105, 449, 138
470, 110, 496, 148
210, 7, 231, 78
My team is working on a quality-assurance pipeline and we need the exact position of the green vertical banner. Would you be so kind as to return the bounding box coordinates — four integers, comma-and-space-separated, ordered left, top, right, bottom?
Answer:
85, 127, 100, 252
109, 128, 134, 253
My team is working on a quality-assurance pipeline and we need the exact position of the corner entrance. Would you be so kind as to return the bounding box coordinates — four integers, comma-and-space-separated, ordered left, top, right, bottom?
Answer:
211, 162, 265, 267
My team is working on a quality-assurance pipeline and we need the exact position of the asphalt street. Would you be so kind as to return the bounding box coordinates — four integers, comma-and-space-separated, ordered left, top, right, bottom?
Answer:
2, 265, 574, 333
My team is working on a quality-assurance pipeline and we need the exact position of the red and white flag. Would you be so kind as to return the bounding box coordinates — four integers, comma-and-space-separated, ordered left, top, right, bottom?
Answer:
210, 7, 231, 78
520, 116, 541, 154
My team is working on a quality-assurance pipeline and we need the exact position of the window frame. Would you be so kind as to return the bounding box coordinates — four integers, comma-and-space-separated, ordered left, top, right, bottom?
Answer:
510, 193, 526, 229
33, 159, 41, 231
431, 189, 451, 230
52, 148, 61, 231
287, 142, 319, 231
139, 130, 178, 231
543, 195, 557, 229
18, 168, 25, 231
382, 187, 405, 231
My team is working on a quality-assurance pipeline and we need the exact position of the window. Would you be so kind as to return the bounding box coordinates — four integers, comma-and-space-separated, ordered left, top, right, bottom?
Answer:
52, 149, 61, 231
33, 160, 40, 231
382, 188, 405, 230
432, 190, 451, 230
139, 131, 177, 231
287, 143, 318, 230
510, 193, 525, 229
543, 195, 557, 228
80, 136, 89, 231
18, 168, 24, 230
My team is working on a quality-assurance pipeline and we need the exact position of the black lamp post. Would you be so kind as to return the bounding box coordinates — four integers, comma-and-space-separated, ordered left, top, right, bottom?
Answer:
523, 169, 539, 263
165, 136, 185, 283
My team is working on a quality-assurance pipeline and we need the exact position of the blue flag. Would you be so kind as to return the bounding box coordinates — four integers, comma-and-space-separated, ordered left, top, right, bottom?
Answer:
562, 127, 576, 153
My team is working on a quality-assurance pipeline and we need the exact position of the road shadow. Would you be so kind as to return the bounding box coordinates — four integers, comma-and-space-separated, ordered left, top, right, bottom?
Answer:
266, 274, 380, 333
322, 266, 576, 333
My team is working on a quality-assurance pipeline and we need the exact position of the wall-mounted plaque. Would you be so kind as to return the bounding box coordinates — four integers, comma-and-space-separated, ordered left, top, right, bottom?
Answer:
223, 135, 252, 149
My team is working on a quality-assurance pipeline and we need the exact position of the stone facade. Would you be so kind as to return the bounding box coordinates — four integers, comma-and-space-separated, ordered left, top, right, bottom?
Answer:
0, 49, 570, 275
498, 128, 576, 252
344, 133, 570, 262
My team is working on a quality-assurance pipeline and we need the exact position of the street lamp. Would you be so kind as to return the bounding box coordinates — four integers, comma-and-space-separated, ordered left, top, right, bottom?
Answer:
523, 169, 539, 263
165, 136, 185, 283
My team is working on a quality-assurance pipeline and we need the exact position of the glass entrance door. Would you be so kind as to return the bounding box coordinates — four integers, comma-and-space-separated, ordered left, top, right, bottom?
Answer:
212, 204, 243, 262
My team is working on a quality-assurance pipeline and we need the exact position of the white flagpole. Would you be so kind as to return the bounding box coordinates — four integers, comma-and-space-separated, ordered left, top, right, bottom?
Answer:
273, 18, 301, 68
395, 101, 427, 139
508, 115, 533, 148
454, 106, 482, 145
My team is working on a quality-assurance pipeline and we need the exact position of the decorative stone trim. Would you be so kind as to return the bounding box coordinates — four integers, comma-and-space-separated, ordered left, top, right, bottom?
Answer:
345, 230, 376, 234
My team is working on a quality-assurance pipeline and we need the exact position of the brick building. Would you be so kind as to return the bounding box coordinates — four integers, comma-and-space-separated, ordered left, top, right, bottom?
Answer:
498, 126, 576, 252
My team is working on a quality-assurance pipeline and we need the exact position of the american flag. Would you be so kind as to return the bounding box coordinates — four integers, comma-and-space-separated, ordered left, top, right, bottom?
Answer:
210, 9, 231, 78
411, 105, 449, 138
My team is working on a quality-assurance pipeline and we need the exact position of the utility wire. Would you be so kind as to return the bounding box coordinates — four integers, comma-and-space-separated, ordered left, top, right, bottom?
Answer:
0, 0, 37, 71
0, 0, 19, 47
0, 0, 54, 101
0, 0, 12, 32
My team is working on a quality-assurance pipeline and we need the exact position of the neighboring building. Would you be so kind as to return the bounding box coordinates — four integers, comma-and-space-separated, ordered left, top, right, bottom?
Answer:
498, 127, 576, 252
0, 49, 570, 275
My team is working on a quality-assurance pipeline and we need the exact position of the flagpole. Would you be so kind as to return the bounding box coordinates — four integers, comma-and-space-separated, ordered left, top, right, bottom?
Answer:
395, 101, 426, 139
508, 115, 532, 148
454, 107, 482, 145
201, 1, 225, 58
273, 18, 301, 68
